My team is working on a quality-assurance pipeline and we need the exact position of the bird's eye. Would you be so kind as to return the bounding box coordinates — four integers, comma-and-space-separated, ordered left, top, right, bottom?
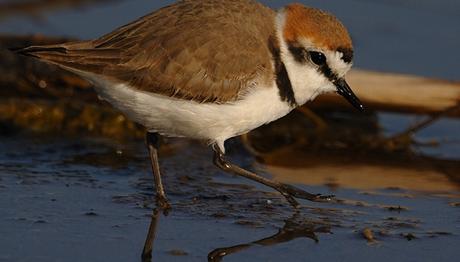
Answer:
309, 51, 326, 66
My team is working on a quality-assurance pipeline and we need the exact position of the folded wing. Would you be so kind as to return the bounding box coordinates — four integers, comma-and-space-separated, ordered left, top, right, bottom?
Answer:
16, 0, 276, 103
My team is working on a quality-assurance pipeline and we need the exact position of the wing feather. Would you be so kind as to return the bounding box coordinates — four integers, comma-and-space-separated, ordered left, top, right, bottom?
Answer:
18, 0, 276, 103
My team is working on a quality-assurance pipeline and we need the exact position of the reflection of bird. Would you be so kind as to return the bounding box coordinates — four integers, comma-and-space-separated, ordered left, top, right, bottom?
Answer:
208, 212, 330, 261
14, 0, 363, 211
140, 208, 329, 262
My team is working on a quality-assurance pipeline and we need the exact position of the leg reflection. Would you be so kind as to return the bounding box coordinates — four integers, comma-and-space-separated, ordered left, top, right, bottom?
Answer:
208, 212, 331, 262
142, 209, 161, 262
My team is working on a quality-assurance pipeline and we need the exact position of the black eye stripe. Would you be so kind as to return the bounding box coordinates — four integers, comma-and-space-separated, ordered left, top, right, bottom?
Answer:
288, 43, 354, 64
319, 64, 337, 82
287, 43, 328, 67
287, 44, 308, 63
286, 42, 341, 83
337, 47, 354, 63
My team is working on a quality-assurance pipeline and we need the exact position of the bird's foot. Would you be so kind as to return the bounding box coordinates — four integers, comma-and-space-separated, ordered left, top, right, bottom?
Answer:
278, 183, 334, 208
155, 195, 171, 215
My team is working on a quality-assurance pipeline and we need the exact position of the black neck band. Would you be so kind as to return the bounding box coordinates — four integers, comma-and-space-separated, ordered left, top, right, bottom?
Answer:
269, 36, 297, 107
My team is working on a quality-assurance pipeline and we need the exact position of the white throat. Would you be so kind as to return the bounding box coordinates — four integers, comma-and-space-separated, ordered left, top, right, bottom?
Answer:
275, 11, 341, 106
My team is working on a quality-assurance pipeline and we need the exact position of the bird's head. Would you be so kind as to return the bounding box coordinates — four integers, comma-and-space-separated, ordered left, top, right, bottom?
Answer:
275, 3, 363, 111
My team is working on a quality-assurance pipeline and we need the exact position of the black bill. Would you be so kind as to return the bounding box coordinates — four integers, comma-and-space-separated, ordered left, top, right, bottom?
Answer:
335, 78, 364, 111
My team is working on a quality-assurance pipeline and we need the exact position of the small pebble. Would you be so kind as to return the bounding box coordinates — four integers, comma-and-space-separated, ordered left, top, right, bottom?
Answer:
362, 228, 375, 242
402, 233, 417, 241
38, 80, 47, 88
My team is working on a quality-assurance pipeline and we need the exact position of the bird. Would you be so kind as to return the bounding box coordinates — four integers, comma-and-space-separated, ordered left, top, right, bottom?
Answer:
13, 0, 363, 211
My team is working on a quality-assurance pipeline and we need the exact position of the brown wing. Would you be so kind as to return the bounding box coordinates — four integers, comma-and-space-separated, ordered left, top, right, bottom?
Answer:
17, 0, 276, 103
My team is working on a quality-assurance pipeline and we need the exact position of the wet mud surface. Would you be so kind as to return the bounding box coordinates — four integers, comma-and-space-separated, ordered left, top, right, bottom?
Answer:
0, 135, 459, 261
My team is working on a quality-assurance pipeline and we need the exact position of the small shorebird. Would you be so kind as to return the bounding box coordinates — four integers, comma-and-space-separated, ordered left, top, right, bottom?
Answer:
14, 0, 363, 211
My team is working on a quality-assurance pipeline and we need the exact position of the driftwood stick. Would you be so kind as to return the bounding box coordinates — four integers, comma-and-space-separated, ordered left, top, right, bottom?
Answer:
389, 103, 460, 140
310, 69, 460, 117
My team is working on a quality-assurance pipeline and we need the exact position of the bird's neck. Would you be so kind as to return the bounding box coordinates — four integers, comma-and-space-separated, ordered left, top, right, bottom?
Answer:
271, 11, 327, 107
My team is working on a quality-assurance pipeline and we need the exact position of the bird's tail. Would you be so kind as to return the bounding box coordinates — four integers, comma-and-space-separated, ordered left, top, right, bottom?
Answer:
10, 42, 121, 76
10, 45, 68, 59
10, 43, 82, 69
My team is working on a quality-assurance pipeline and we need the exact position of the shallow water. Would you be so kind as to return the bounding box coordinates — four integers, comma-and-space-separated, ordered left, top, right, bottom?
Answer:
0, 0, 459, 261
0, 136, 459, 261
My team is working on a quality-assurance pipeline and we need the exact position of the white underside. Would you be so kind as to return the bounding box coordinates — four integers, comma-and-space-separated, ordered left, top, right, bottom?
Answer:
87, 76, 293, 151
52, 11, 352, 153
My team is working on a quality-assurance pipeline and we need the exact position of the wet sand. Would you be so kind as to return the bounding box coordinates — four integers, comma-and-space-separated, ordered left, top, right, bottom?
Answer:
0, 136, 459, 261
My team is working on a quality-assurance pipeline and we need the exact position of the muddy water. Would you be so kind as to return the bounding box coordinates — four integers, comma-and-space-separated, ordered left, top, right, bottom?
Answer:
0, 136, 459, 261
0, 0, 459, 261
1, 124, 455, 262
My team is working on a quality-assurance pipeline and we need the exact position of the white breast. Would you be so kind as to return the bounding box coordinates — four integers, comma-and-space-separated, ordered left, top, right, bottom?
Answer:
91, 77, 293, 152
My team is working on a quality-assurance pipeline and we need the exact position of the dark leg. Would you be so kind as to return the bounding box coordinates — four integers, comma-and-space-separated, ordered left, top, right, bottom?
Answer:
146, 132, 171, 213
212, 144, 333, 208
141, 209, 160, 262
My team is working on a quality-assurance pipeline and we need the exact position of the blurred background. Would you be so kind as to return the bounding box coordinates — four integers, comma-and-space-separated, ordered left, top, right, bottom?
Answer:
0, 1, 459, 262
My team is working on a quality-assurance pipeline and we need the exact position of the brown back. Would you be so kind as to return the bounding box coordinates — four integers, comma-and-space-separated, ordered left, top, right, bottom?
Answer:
20, 0, 276, 103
